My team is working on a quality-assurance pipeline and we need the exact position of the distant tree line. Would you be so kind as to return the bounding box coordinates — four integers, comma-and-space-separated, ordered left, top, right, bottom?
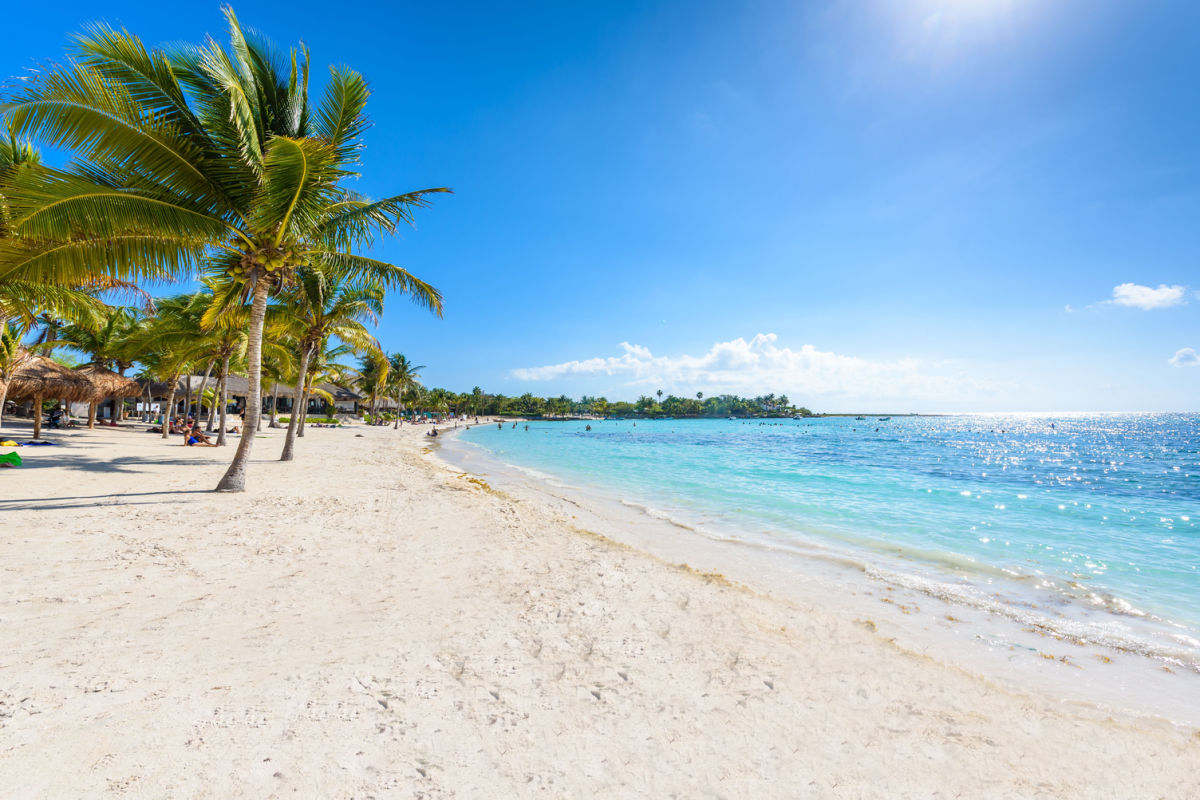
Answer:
414, 388, 814, 419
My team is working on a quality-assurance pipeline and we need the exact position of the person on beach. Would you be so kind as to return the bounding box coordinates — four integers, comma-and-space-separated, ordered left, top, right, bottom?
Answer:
427, 427, 439, 438
186, 426, 215, 447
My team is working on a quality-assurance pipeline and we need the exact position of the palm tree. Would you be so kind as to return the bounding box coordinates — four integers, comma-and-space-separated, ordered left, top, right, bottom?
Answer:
427, 388, 452, 419
125, 304, 207, 440
468, 385, 484, 416
3, 10, 445, 490
277, 270, 386, 460
59, 306, 143, 427
357, 350, 389, 421
399, 381, 423, 420
386, 354, 424, 428
261, 349, 293, 428
297, 339, 356, 425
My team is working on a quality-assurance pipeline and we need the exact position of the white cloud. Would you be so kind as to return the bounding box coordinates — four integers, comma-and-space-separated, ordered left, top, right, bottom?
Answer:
1169, 347, 1200, 368
1109, 283, 1187, 310
511, 334, 1003, 404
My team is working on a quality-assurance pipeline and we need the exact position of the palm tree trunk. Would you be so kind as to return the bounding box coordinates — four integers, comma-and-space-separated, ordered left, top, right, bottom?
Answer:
393, 394, 401, 429
0, 383, 9, 432
184, 374, 194, 423
216, 355, 230, 447
88, 401, 97, 429
268, 385, 279, 428
196, 359, 215, 431
279, 344, 311, 461
32, 395, 43, 440
298, 380, 310, 437
162, 387, 175, 440
217, 277, 269, 492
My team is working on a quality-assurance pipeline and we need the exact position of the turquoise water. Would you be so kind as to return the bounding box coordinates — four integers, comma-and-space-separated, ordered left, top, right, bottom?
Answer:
455, 414, 1200, 666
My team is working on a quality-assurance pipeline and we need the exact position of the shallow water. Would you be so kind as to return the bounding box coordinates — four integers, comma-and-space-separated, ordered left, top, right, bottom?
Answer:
455, 414, 1200, 670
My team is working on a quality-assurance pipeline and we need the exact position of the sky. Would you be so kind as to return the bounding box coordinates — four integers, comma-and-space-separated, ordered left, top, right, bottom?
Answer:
5, 0, 1199, 411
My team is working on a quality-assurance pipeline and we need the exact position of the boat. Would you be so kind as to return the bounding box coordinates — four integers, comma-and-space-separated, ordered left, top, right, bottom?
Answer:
877, 416, 890, 421
855, 416, 866, 420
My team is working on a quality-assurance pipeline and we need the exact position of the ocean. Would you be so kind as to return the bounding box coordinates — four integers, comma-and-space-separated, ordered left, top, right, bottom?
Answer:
449, 413, 1200, 673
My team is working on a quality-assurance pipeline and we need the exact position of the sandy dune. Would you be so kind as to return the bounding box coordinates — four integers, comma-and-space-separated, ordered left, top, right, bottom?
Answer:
1, 421, 1197, 798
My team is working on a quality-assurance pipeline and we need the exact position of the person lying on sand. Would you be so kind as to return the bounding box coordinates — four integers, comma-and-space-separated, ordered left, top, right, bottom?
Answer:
186, 426, 216, 447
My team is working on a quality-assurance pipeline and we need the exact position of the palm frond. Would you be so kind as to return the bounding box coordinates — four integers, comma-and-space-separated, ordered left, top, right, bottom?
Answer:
255, 135, 342, 242
4, 163, 231, 242
3, 63, 227, 209
0, 234, 200, 285
309, 251, 442, 315
70, 23, 208, 142
318, 188, 451, 249
313, 66, 370, 164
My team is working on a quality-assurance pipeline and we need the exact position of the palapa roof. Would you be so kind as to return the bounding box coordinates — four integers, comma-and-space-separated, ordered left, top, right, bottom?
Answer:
77, 364, 142, 400
2, 354, 95, 402
324, 383, 364, 402
138, 374, 296, 400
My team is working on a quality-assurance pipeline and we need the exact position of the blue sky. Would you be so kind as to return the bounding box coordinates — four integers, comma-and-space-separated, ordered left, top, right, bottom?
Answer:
7, 0, 1199, 411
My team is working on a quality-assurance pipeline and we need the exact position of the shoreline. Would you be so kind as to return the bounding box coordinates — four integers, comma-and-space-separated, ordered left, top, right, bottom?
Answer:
2, 421, 1198, 797
438, 423, 1200, 729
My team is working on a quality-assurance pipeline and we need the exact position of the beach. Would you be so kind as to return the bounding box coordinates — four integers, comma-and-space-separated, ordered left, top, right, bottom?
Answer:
2, 422, 1198, 798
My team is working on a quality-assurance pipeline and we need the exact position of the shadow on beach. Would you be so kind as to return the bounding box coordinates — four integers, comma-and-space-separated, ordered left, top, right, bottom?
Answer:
0, 419, 279, 509
0, 488, 215, 512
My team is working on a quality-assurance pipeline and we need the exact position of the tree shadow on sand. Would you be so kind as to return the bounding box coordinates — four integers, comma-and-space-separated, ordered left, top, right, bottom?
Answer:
0, 488, 215, 513
15, 451, 209, 474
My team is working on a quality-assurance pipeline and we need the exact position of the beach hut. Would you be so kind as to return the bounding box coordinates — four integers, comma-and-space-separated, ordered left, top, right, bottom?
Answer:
1, 354, 94, 439
77, 364, 142, 428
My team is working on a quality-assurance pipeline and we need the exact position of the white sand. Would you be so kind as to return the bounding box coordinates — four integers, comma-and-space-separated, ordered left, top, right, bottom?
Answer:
1, 421, 1197, 798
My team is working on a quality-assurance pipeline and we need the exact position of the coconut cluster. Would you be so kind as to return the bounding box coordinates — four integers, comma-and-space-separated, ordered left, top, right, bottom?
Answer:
226, 241, 302, 280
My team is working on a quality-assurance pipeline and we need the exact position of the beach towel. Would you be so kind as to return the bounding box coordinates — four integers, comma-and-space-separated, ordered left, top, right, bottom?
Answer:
20, 441, 57, 446
0, 451, 20, 467
0, 440, 16, 447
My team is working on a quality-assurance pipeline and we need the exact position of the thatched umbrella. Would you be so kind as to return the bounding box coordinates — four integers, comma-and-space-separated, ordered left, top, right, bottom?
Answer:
77, 364, 142, 428
1, 354, 94, 439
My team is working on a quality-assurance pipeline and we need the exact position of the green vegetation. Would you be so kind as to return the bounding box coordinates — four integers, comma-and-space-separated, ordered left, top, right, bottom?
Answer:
0, 9, 444, 488
408, 390, 813, 419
